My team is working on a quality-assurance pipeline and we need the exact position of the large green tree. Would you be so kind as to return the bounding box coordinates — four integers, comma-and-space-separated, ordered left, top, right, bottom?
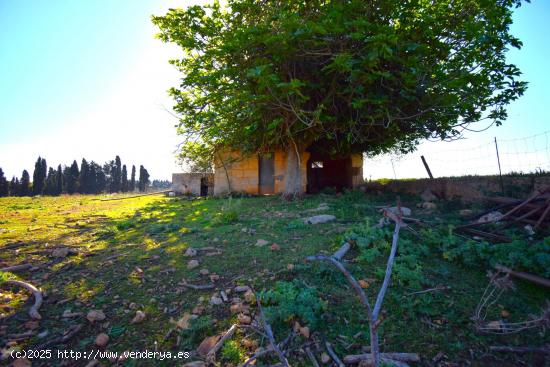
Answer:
0, 168, 8, 197
20, 170, 31, 196
32, 157, 47, 195
153, 0, 528, 196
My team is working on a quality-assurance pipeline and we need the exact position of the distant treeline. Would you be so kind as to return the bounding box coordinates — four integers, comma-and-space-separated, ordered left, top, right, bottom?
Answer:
0, 156, 151, 197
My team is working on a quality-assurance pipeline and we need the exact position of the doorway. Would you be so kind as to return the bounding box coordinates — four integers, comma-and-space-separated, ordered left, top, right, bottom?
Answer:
259, 153, 275, 194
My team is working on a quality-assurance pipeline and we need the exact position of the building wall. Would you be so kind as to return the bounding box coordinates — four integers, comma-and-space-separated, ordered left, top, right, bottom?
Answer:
214, 149, 311, 195
351, 154, 364, 187
172, 173, 214, 196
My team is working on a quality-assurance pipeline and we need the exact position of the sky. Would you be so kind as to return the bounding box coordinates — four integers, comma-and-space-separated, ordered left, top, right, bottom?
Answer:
0, 1, 549, 181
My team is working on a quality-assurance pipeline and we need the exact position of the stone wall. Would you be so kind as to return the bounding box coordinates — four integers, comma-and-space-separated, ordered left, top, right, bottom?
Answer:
364, 175, 550, 202
172, 173, 214, 196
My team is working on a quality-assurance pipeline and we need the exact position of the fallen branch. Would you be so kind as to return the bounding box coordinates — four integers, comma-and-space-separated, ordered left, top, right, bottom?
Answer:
405, 285, 450, 296
343, 352, 420, 364
489, 345, 550, 355
325, 340, 345, 367
4, 280, 43, 319
0, 264, 33, 272
256, 295, 290, 367
34, 324, 83, 350
206, 324, 238, 362
304, 347, 320, 367
332, 242, 351, 261
495, 264, 550, 288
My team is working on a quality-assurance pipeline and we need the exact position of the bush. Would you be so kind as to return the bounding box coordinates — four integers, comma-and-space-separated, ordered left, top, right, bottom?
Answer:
260, 280, 327, 329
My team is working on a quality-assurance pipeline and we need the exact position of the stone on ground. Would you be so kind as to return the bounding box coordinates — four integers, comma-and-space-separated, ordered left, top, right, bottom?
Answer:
303, 214, 336, 225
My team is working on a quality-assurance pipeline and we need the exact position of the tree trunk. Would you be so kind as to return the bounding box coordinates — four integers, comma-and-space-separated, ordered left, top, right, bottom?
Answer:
283, 144, 303, 199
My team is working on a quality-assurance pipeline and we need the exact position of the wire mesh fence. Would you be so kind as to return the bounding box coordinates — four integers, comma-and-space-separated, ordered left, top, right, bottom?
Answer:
364, 130, 550, 180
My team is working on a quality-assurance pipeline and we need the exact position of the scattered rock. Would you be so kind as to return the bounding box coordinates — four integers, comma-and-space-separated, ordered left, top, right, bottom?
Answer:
501, 310, 510, 318
421, 189, 437, 202
131, 311, 146, 324
95, 333, 109, 347
255, 239, 269, 247
176, 313, 198, 329
242, 338, 258, 350
244, 290, 255, 303
192, 305, 205, 315
209, 274, 220, 282
287, 264, 295, 270
478, 211, 503, 224
187, 260, 200, 269
524, 225, 535, 236
230, 303, 243, 314
128, 302, 138, 310
199, 269, 210, 276
197, 335, 221, 357
486, 320, 503, 331
303, 215, 336, 225
62, 310, 83, 318
237, 313, 251, 325
210, 296, 223, 306
358, 279, 370, 289
386, 207, 412, 217
185, 248, 197, 257
270, 243, 280, 251
52, 247, 70, 258
86, 310, 106, 323
299, 326, 310, 338
459, 209, 473, 217
234, 285, 251, 293
321, 352, 331, 364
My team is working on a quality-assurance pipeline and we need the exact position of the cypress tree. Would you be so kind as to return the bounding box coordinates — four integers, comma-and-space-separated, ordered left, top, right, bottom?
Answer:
130, 165, 136, 192
121, 165, 128, 192
0, 168, 8, 197
32, 156, 47, 195
44, 167, 57, 195
66, 160, 79, 194
10, 177, 20, 196
94, 163, 106, 193
79, 159, 90, 194
56, 165, 63, 195
104, 160, 115, 193
112, 156, 122, 192
20, 170, 31, 196
138, 165, 150, 192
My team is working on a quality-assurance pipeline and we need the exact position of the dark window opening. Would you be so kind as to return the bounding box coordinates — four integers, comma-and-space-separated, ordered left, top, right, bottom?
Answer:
200, 177, 209, 197
307, 155, 352, 194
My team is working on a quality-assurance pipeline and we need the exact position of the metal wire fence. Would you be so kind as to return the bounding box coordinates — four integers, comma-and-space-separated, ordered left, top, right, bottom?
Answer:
364, 130, 550, 180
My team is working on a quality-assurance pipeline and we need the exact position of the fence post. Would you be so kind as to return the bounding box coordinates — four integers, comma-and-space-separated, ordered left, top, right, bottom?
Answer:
420, 155, 434, 179
494, 137, 504, 193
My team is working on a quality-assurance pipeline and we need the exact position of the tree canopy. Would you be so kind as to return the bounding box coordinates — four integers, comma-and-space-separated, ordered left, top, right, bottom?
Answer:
153, 0, 528, 164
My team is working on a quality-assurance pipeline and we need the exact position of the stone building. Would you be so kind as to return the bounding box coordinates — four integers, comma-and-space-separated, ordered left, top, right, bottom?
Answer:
172, 172, 214, 196
213, 149, 363, 195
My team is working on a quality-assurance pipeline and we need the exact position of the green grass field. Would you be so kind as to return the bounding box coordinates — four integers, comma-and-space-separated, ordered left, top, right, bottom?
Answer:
0, 192, 548, 366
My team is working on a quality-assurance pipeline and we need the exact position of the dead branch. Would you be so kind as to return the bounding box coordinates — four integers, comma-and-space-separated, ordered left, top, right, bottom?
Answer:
304, 347, 320, 367
182, 283, 215, 290
405, 285, 450, 296
332, 242, 351, 261
255, 295, 291, 367
206, 324, 238, 362
489, 345, 550, 354
0, 264, 33, 272
4, 280, 43, 319
34, 324, 83, 350
495, 264, 550, 288
325, 340, 345, 367
343, 353, 420, 364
